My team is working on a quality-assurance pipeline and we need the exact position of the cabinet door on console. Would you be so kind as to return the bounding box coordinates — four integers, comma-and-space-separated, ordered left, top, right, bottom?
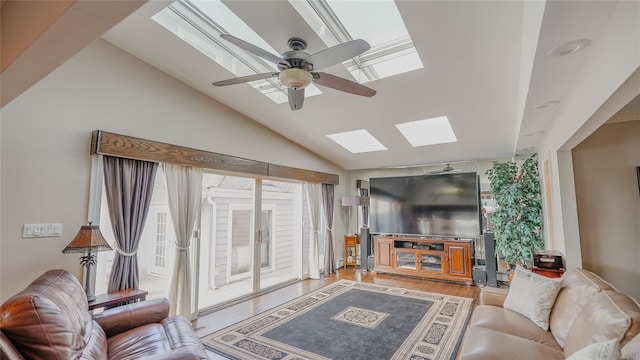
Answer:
445, 243, 470, 277
374, 237, 394, 272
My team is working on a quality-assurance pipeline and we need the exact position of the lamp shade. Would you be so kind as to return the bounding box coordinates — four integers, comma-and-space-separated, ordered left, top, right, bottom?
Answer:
62, 224, 112, 253
341, 195, 370, 207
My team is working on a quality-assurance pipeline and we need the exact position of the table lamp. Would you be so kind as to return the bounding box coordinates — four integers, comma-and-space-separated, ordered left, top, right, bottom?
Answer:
62, 223, 112, 301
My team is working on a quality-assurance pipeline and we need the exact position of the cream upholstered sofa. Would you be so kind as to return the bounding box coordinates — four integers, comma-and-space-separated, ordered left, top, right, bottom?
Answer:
458, 267, 640, 359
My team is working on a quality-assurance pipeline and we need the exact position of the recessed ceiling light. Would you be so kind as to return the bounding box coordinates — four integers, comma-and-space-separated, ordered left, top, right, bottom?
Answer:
534, 100, 560, 109
526, 131, 545, 137
395, 116, 457, 147
548, 39, 591, 57
327, 129, 387, 154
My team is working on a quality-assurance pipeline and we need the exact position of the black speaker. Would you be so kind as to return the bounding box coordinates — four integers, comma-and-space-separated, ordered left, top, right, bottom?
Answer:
359, 227, 371, 271
473, 266, 487, 285
484, 231, 498, 287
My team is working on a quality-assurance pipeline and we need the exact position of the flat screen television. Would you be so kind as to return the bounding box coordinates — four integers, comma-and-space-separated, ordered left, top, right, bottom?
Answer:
370, 172, 481, 238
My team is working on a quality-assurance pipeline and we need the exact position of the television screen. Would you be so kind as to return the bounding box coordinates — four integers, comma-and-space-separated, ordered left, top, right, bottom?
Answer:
370, 172, 481, 237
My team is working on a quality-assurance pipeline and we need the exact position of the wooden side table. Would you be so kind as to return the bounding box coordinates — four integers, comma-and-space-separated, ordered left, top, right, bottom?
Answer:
88, 288, 148, 311
343, 235, 359, 268
530, 267, 565, 278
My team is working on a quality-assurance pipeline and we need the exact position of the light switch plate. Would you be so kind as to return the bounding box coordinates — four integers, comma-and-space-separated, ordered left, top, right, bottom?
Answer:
22, 223, 63, 238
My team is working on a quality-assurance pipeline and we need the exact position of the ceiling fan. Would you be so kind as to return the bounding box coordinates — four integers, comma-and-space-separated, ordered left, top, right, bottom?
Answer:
212, 34, 377, 111
426, 163, 465, 175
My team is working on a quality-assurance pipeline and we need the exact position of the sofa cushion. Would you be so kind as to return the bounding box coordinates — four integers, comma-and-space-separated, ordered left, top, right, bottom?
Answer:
621, 334, 640, 359
566, 338, 621, 360
564, 290, 640, 356
92, 298, 171, 338
468, 305, 562, 349
0, 331, 23, 359
565, 267, 617, 290
108, 323, 171, 360
550, 267, 612, 348
161, 316, 208, 353
107, 316, 208, 360
479, 286, 509, 307
503, 265, 563, 330
79, 321, 108, 360
458, 326, 564, 360
0, 269, 93, 360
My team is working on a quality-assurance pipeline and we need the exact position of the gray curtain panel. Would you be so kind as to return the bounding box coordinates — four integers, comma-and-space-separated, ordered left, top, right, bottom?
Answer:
322, 183, 336, 274
103, 155, 158, 291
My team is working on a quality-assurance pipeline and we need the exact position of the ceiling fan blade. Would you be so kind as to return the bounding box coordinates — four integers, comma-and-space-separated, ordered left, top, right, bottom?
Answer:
288, 88, 305, 111
220, 34, 289, 67
212, 72, 278, 87
313, 72, 376, 97
305, 39, 370, 70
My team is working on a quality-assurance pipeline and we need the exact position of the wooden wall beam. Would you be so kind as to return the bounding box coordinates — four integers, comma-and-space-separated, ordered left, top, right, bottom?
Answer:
91, 130, 339, 184
268, 164, 339, 185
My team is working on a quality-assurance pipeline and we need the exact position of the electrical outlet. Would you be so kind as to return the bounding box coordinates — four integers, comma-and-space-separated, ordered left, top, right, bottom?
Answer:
22, 223, 63, 238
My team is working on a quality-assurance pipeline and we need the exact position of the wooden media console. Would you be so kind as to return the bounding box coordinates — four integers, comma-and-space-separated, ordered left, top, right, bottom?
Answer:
373, 235, 474, 285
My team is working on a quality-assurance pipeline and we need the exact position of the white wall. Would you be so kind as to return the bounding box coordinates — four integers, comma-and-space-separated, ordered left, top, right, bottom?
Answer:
0, 39, 347, 302
572, 121, 640, 300
536, 1, 640, 269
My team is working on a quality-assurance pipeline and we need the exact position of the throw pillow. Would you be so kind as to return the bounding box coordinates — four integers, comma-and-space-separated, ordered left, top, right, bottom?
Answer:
566, 339, 621, 360
503, 265, 563, 330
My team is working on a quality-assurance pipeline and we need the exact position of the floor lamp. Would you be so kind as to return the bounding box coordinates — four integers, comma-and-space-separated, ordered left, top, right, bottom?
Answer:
341, 196, 370, 229
342, 195, 369, 267
62, 223, 112, 301
342, 195, 362, 234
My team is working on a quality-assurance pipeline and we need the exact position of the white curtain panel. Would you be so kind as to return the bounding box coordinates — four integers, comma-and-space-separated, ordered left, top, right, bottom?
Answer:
304, 183, 321, 279
322, 184, 336, 273
164, 163, 203, 318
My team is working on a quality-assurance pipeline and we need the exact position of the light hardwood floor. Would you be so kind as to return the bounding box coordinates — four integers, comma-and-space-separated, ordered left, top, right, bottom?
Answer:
193, 267, 481, 359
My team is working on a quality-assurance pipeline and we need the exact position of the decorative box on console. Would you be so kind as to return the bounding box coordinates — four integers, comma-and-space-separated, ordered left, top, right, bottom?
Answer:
533, 250, 563, 269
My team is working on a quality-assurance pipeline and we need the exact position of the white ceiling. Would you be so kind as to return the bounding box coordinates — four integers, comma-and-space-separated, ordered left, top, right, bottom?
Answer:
103, 0, 622, 170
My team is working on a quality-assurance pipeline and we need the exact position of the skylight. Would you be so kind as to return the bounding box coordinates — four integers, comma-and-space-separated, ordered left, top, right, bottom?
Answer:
152, 0, 322, 105
152, 0, 422, 105
395, 116, 458, 147
327, 130, 387, 154
289, 0, 424, 83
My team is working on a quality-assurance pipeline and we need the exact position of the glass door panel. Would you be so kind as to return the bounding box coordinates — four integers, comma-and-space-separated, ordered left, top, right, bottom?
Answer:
230, 208, 252, 279
395, 251, 417, 270
421, 253, 442, 272
259, 210, 272, 270
151, 208, 175, 277
197, 173, 255, 309
259, 179, 301, 290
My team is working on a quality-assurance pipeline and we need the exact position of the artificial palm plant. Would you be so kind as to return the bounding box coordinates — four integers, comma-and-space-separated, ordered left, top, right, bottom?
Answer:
486, 154, 543, 269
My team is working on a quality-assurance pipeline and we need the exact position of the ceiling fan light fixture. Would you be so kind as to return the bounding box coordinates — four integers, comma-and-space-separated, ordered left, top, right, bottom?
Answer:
279, 68, 313, 90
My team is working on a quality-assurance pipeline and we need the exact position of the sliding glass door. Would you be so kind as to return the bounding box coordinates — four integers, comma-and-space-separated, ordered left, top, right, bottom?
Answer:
96, 166, 306, 316
197, 174, 303, 311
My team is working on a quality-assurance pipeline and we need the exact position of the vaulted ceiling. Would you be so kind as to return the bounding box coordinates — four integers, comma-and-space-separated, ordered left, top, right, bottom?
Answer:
3, 1, 634, 170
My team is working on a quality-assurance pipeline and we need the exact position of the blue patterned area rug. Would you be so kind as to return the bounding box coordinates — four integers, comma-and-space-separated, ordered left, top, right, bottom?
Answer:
201, 280, 474, 360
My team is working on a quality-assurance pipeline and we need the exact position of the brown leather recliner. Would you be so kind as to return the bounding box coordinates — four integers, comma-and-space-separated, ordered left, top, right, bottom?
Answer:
0, 269, 209, 360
